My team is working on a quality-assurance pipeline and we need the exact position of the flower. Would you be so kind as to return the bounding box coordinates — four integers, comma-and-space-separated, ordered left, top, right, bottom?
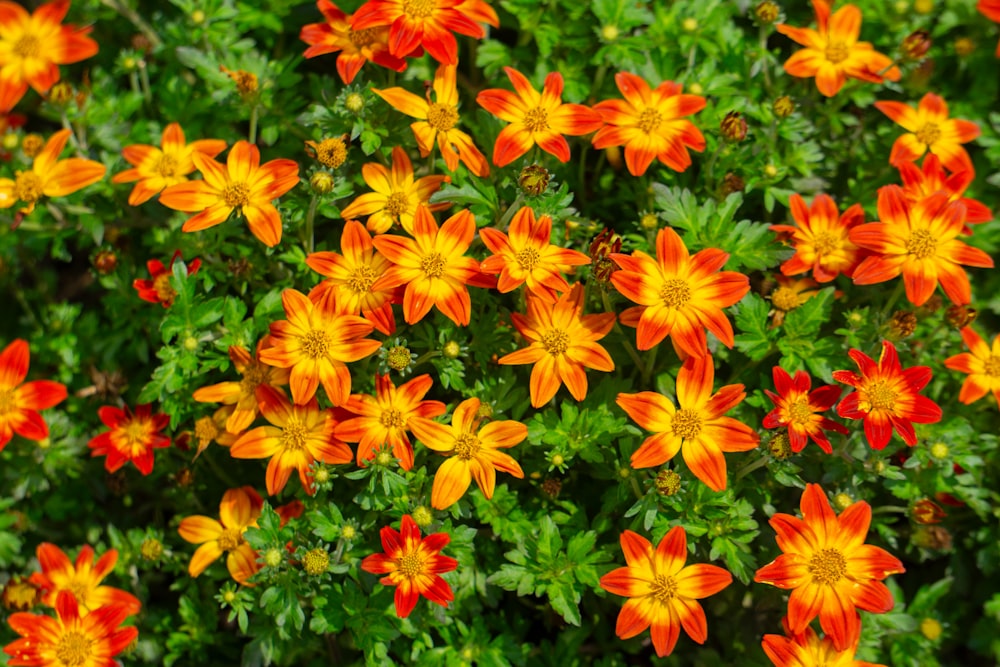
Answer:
769, 276, 820, 327
0, 338, 66, 451
874, 93, 980, 172
610, 227, 750, 355
360, 514, 458, 618
229, 386, 352, 496
944, 326, 1000, 409
849, 186, 994, 306
0, 128, 106, 215
762, 623, 885, 667
980, 1, 1000, 57
763, 366, 849, 454
132, 250, 201, 307
479, 206, 591, 302
334, 373, 446, 470
408, 397, 526, 509
617, 355, 759, 491
775, 0, 900, 97
111, 122, 227, 205
754, 484, 905, 651
599, 526, 732, 658
591, 72, 706, 176
832, 340, 942, 450
305, 136, 348, 169
350, 0, 485, 65
0, 0, 99, 112
159, 140, 300, 247
770, 194, 866, 282
498, 283, 615, 407
2, 591, 137, 667
896, 155, 992, 228
477, 67, 603, 167
28, 543, 141, 616
87, 404, 171, 475
373, 64, 489, 177
299, 0, 407, 84
177, 486, 263, 584
339, 146, 450, 234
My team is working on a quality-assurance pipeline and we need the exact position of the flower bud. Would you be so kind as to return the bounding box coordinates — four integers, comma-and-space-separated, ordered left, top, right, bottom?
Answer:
654, 469, 681, 496
954, 37, 975, 57
773, 96, 795, 118
640, 213, 659, 230
141, 538, 163, 561
220, 66, 258, 98
21, 133, 44, 158
344, 92, 365, 113
886, 310, 917, 340
767, 432, 792, 460
920, 618, 943, 641
306, 137, 348, 169
550, 453, 565, 467
412, 506, 434, 527
93, 249, 118, 275
720, 111, 748, 142
263, 548, 283, 568
945, 304, 976, 329
911, 525, 952, 550
754, 1, 780, 24
912, 498, 945, 525
541, 478, 562, 498
901, 30, 932, 61
518, 164, 550, 196
833, 493, 853, 511
588, 228, 621, 284
720, 172, 745, 196
442, 340, 462, 358
2, 577, 40, 611
601, 24, 620, 41
309, 171, 335, 195
385, 345, 413, 371
302, 548, 330, 575
340, 525, 357, 540
682, 18, 698, 32
929, 442, 949, 459
48, 82, 74, 106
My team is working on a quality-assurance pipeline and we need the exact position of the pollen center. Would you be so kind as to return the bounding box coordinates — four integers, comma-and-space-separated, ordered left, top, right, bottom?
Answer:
915, 122, 940, 146
350, 28, 379, 48
787, 397, 814, 425
522, 107, 550, 133
637, 107, 663, 134
380, 407, 404, 428
281, 421, 309, 451
420, 252, 446, 278
541, 328, 569, 355
223, 182, 251, 208
54, 630, 93, 667
13, 34, 41, 59
155, 153, 180, 178
194, 416, 219, 443
824, 41, 848, 63
217, 527, 245, 552
984, 356, 1000, 377
65, 579, 91, 604
397, 551, 425, 578
905, 229, 937, 259
771, 286, 807, 312
650, 574, 678, 602
383, 191, 410, 218
427, 103, 459, 131
122, 419, 149, 449
239, 363, 269, 396
348, 265, 377, 294
808, 547, 847, 585
659, 278, 692, 309
811, 231, 840, 256
515, 247, 541, 271
401, 0, 435, 18
862, 380, 897, 412
453, 432, 481, 460
0, 388, 17, 416
672, 408, 702, 439
315, 138, 347, 169
152, 273, 177, 305
301, 329, 332, 359
13, 171, 43, 204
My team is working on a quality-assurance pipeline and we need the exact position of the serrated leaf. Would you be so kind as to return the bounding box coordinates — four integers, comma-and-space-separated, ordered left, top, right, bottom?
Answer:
734, 293, 775, 360
546, 581, 582, 626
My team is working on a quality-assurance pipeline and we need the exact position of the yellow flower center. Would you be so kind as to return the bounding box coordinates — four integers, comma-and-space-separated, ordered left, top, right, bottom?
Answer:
650, 574, 679, 602
915, 122, 941, 146
194, 416, 219, 445
0, 388, 16, 416
13, 34, 41, 59
54, 630, 93, 667
824, 41, 848, 63
239, 363, 269, 397
65, 579, 92, 604
383, 191, 410, 218
348, 265, 377, 294
397, 551, 425, 578
401, 0, 435, 18
380, 407, 404, 428
427, 103, 459, 132
13, 171, 43, 204
421, 252, 447, 278
122, 419, 150, 448
281, 420, 309, 451
522, 107, 550, 133
541, 328, 569, 355
771, 286, 808, 312
672, 409, 702, 439
301, 329, 332, 359
659, 278, 692, 309
155, 153, 180, 178
349, 28, 379, 48
905, 229, 937, 259
862, 379, 897, 412
152, 272, 177, 305
314, 138, 347, 169
223, 182, 251, 208
811, 231, 840, 256
787, 397, 814, 425
808, 547, 847, 585
515, 247, 541, 271
637, 107, 663, 134
453, 432, 481, 460
983, 355, 1000, 377
217, 527, 245, 552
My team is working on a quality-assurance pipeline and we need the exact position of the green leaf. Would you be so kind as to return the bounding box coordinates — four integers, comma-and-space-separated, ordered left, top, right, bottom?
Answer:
546, 581, 582, 626
734, 293, 775, 360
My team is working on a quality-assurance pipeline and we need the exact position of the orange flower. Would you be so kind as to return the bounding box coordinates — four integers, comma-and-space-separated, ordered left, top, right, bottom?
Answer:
599, 526, 732, 658
374, 64, 489, 177
776, 0, 899, 97
339, 146, 450, 234
769, 276, 821, 328
408, 397, 526, 509
896, 154, 992, 227
770, 194, 866, 283
300, 0, 407, 84
87, 404, 171, 476
0, 338, 66, 451
480, 206, 591, 302
610, 227, 749, 356
498, 283, 615, 407
259, 288, 382, 406
762, 623, 884, 667
0, 128, 105, 215
159, 141, 300, 248
350, 0, 485, 64
28, 543, 141, 616
112, 123, 226, 206
132, 250, 201, 308
177, 486, 264, 584
944, 326, 1000, 409
763, 366, 848, 454
981, 1, 1000, 57
3, 591, 137, 667
875, 93, 980, 172
335, 373, 446, 470
849, 186, 994, 306
592, 72, 706, 176
833, 340, 942, 450
360, 514, 458, 618
477, 67, 603, 167
192, 341, 291, 434
754, 484, 905, 651
617, 355, 759, 491
456, 0, 499, 27
0, 0, 99, 112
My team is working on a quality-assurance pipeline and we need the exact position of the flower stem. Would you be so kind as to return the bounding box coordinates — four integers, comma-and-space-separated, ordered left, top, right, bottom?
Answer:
248, 105, 259, 144
734, 453, 769, 480
497, 193, 524, 229
304, 195, 318, 254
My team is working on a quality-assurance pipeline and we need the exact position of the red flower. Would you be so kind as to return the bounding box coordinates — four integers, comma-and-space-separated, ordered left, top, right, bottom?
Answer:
300, 0, 407, 84
763, 366, 849, 454
350, 0, 484, 65
87, 404, 171, 475
132, 250, 201, 307
896, 154, 992, 230
0, 338, 66, 451
29, 543, 141, 616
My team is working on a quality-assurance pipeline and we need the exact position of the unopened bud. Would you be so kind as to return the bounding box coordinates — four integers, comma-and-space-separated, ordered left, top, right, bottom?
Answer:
945, 305, 976, 329
22, 134, 44, 158
912, 498, 945, 525
386, 345, 412, 371
518, 164, 550, 196
920, 618, 943, 641
654, 469, 681, 496
767, 432, 792, 460
833, 493, 853, 510
263, 548, 283, 568
954, 37, 975, 57
411, 506, 433, 527
720, 111, 748, 142
344, 92, 365, 113
887, 310, 918, 340
754, 1, 780, 24
601, 24, 620, 41
442, 341, 462, 358
640, 213, 658, 230
302, 548, 330, 575
93, 250, 118, 275
901, 30, 932, 61
48, 83, 74, 106
773, 96, 795, 118
141, 538, 163, 561
309, 171, 335, 195
930, 442, 949, 459
306, 137, 348, 169
541, 478, 562, 498
340, 525, 357, 540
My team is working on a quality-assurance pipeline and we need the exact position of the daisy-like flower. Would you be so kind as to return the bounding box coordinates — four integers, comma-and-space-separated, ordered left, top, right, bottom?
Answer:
0, 128, 106, 215
360, 514, 458, 618
775, 0, 900, 97
112, 123, 227, 206
350, 0, 485, 65
28, 543, 141, 616
610, 226, 749, 355
159, 141, 300, 248
480, 206, 591, 303
849, 186, 994, 306
0, 0, 99, 112
335, 373, 446, 471
770, 194, 866, 283
339, 146, 450, 234
769, 276, 821, 328
3, 591, 137, 667
374, 64, 490, 177
260, 289, 382, 406
599, 526, 732, 658
754, 484, 905, 651
832, 340, 942, 450
981, 1, 1000, 57
192, 340, 290, 434
132, 249, 201, 308
177, 486, 264, 585
408, 397, 526, 509
875, 93, 980, 172
763, 366, 849, 454
87, 403, 171, 475
762, 621, 885, 667
0, 338, 66, 451
896, 155, 992, 227
299, 0, 407, 84
617, 355, 759, 491
498, 283, 615, 407
944, 327, 1000, 409
477, 67, 603, 167
592, 72, 706, 176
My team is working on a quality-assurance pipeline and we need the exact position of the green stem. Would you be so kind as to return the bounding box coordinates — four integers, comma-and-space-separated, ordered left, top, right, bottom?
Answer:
248, 105, 259, 144
59, 111, 86, 152
878, 281, 906, 323
758, 25, 772, 92
304, 195, 318, 254
412, 350, 441, 368
628, 474, 644, 500
139, 62, 153, 105
497, 193, 524, 229
734, 454, 769, 480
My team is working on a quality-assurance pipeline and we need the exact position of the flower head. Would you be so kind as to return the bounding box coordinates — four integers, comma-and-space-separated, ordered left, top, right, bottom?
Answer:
875, 94, 980, 172
896, 155, 992, 228
944, 326, 1000, 409
0, 128, 105, 215
769, 276, 821, 327
300, 0, 407, 84
132, 250, 201, 308
87, 404, 171, 475
28, 543, 141, 616
770, 194, 866, 282
762, 623, 885, 667
763, 366, 849, 454
350, 0, 485, 64
0, 338, 66, 451
178, 486, 264, 584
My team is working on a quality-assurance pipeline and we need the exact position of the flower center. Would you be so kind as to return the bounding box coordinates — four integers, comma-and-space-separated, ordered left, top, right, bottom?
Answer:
0, 388, 16, 416
281, 420, 309, 451
515, 247, 541, 271
427, 103, 459, 132
65, 579, 91, 604
915, 123, 940, 146
672, 408, 702, 439
349, 28, 379, 48
522, 107, 550, 133
824, 41, 848, 63
787, 397, 814, 425
453, 432, 481, 460
122, 419, 149, 448
862, 379, 897, 412
637, 107, 663, 134
541, 328, 569, 355
984, 356, 1000, 377
239, 363, 269, 397
348, 265, 377, 294
659, 278, 692, 309
13, 34, 41, 59
155, 153, 179, 178
152, 272, 177, 305
421, 252, 446, 278
223, 182, 251, 208
13, 171, 43, 204
808, 547, 847, 585
905, 229, 937, 259
383, 191, 410, 218
811, 231, 840, 256
771, 287, 807, 312
380, 407, 404, 428
650, 574, 678, 603
401, 0, 435, 18
316, 138, 347, 169
54, 630, 93, 667
194, 416, 219, 444
397, 551, 425, 578
217, 527, 245, 552
301, 329, 332, 359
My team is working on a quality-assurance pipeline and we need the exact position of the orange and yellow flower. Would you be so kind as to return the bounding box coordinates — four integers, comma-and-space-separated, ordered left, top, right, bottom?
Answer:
132, 250, 201, 308
769, 276, 821, 328
754, 484, 905, 651
477, 67, 603, 167
763, 622, 885, 667
0, 338, 66, 451
776, 0, 899, 97
350, 0, 485, 64
896, 154, 992, 227
944, 327, 1000, 409
177, 486, 264, 585
87, 403, 171, 476
599, 526, 732, 658
0, 128, 105, 215
159, 140, 300, 247
300, 0, 407, 84
833, 340, 942, 450
980, 1, 1000, 57
408, 397, 526, 509
29, 543, 141, 616
763, 366, 848, 454
770, 194, 866, 283
360, 514, 458, 618
617, 355, 759, 491
875, 93, 980, 172
592, 72, 706, 176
